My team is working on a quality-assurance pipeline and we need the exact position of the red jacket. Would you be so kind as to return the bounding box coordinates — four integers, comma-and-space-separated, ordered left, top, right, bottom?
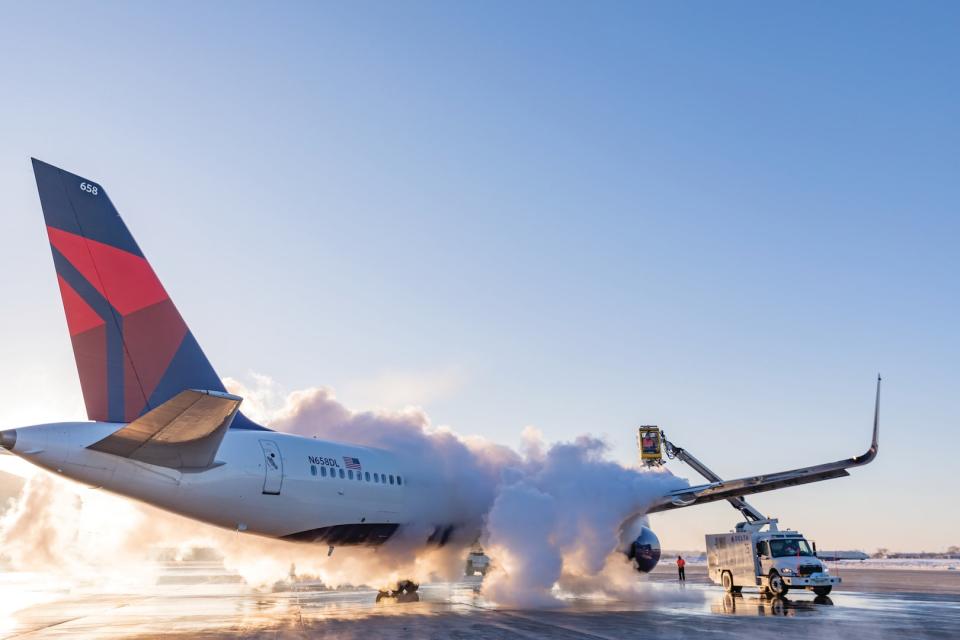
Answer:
677, 558, 686, 567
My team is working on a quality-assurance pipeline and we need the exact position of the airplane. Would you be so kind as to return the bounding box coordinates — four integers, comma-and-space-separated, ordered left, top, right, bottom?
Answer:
1, 159, 880, 591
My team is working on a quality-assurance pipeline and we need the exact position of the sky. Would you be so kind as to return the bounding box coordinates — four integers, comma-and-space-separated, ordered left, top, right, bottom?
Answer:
0, 1, 957, 552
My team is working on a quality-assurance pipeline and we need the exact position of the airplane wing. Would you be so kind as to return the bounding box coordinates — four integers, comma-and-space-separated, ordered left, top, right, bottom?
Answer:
87, 389, 242, 471
647, 377, 881, 514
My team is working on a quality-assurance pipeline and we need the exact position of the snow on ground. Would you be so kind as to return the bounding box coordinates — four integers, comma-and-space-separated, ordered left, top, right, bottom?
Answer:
829, 558, 959, 571
665, 556, 958, 571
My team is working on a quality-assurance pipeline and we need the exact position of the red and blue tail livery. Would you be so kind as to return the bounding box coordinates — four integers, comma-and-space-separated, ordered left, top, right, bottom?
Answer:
31, 159, 262, 429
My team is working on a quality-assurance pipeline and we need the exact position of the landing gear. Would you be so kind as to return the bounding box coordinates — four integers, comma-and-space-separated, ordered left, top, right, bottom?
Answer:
813, 585, 833, 596
768, 570, 789, 598
397, 580, 418, 594
376, 580, 420, 603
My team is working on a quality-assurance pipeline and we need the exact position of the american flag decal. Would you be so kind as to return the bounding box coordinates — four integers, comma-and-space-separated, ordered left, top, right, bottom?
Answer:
343, 456, 361, 471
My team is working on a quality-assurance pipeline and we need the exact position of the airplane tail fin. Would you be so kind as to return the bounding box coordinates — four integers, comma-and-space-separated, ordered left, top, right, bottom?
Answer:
31, 159, 263, 429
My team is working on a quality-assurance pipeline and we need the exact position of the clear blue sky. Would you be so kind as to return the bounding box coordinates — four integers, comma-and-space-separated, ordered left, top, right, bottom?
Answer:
0, 2, 957, 551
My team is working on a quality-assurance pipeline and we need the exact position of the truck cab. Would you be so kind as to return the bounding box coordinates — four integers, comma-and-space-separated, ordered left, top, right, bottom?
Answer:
706, 519, 841, 597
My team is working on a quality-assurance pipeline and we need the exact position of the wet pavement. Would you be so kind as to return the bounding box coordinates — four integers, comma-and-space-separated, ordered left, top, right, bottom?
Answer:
1, 565, 958, 639
647, 563, 960, 596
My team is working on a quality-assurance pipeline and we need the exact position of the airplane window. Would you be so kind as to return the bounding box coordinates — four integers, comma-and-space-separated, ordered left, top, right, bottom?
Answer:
397, 476, 403, 486
389, 475, 394, 485
338, 468, 344, 479
381, 474, 386, 484
374, 473, 379, 483
356, 472, 362, 481
310, 465, 317, 476
321, 466, 327, 477
365, 472, 371, 481
348, 470, 354, 480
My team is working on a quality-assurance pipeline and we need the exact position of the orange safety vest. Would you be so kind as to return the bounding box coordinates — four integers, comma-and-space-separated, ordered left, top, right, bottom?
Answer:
677, 558, 686, 568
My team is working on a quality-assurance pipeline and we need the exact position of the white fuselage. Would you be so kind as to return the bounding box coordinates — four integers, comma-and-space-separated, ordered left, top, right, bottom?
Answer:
8, 423, 426, 543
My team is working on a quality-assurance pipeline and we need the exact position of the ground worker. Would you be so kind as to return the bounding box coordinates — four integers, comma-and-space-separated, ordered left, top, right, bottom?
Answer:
677, 555, 686, 581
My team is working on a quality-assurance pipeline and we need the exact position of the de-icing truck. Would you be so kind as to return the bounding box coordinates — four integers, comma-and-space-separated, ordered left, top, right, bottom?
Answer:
636, 425, 859, 599
705, 519, 840, 597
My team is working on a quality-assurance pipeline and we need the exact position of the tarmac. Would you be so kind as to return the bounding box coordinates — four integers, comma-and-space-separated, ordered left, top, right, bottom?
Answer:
2, 563, 958, 639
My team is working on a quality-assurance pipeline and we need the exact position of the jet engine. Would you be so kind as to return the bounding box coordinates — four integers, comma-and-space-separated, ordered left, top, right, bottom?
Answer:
625, 525, 662, 573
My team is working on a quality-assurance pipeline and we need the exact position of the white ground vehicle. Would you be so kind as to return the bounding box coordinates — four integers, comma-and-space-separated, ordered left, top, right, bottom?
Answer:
706, 520, 840, 597
465, 548, 491, 576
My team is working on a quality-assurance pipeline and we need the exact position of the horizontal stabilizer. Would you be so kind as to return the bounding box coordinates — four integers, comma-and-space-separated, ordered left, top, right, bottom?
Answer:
88, 389, 241, 470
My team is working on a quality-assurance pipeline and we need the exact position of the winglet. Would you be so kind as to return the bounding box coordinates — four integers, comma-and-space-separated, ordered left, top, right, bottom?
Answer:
853, 375, 881, 465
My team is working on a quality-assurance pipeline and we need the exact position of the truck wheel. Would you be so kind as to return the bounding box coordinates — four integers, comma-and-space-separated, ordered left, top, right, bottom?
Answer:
770, 599, 786, 616
768, 570, 789, 598
813, 586, 832, 596
721, 571, 735, 593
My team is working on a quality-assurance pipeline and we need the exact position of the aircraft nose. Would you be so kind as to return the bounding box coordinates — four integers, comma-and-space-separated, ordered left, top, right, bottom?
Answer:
0, 429, 16, 451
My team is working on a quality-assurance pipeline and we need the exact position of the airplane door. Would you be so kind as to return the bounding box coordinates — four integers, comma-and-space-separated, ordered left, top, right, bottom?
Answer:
259, 440, 283, 495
